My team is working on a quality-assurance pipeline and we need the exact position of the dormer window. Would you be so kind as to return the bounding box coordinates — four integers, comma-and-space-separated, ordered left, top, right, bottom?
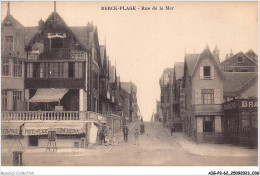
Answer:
203, 66, 211, 77
200, 66, 214, 80
48, 33, 66, 49
238, 57, 243, 63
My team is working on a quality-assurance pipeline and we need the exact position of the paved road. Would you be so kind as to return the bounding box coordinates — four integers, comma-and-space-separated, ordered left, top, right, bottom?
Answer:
2, 122, 257, 166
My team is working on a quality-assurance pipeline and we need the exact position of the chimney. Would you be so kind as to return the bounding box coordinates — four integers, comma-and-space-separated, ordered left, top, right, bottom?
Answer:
230, 49, 233, 57
213, 45, 219, 58
225, 54, 230, 60
38, 19, 44, 30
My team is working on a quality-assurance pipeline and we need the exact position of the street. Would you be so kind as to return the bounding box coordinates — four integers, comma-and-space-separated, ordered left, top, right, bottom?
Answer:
1, 122, 257, 166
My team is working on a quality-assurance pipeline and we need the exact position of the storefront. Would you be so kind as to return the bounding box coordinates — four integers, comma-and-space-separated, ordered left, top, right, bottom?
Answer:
1, 121, 99, 148
193, 104, 224, 144
223, 98, 258, 148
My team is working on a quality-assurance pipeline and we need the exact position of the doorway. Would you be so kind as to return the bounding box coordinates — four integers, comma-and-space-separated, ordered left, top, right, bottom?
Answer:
29, 136, 38, 146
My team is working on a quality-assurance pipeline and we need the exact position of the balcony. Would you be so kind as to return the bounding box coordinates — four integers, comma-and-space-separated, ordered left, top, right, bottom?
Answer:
194, 104, 223, 115
39, 48, 70, 60
1, 111, 107, 123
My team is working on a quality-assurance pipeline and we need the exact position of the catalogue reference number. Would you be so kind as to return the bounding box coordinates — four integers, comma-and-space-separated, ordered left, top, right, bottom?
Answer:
208, 171, 259, 175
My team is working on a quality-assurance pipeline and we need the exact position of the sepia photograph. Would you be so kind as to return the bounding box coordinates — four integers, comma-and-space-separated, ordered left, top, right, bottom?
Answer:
0, 0, 258, 175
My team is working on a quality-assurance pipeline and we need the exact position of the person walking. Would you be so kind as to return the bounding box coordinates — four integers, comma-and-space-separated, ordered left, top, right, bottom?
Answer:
140, 123, 145, 135
99, 130, 104, 145
122, 125, 129, 142
134, 129, 140, 145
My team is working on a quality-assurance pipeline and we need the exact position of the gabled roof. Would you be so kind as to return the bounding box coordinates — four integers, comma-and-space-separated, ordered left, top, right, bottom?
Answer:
174, 62, 184, 80
1, 13, 24, 29
223, 72, 257, 97
29, 12, 86, 51
121, 82, 137, 94
99, 45, 106, 66
221, 51, 258, 66
24, 26, 38, 45
185, 54, 199, 76
191, 45, 223, 78
160, 68, 174, 86
245, 49, 258, 63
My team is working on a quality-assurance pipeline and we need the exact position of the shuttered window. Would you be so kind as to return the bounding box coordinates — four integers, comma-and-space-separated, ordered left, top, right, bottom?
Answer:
200, 66, 214, 79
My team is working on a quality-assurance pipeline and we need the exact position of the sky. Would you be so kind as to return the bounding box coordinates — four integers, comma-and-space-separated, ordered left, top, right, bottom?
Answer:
1, 1, 258, 121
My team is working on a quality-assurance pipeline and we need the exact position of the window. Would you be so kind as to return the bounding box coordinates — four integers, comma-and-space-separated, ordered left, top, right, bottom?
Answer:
49, 63, 59, 78
14, 59, 22, 77
200, 66, 214, 79
13, 91, 22, 110
1, 91, 8, 111
26, 63, 33, 78
74, 62, 83, 78
5, 36, 17, 51
203, 66, 211, 77
51, 38, 64, 49
241, 68, 248, 72
68, 62, 74, 78
203, 116, 214, 132
202, 89, 214, 104
238, 57, 243, 63
2, 58, 9, 76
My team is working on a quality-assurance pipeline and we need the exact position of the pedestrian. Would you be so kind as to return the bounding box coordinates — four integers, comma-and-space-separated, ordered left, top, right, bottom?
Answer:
171, 126, 174, 135
99, 130, 104, 145
122, 125, 129, 142
140, 123, 145, 135
134, 129, 140, 145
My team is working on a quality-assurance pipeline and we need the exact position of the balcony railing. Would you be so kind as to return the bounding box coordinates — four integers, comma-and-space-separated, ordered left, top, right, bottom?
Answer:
1, 111, 107, 122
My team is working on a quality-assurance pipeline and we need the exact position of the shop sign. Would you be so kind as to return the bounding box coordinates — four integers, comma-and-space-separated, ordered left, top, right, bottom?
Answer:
240, 100, 258, 108
23, 128, 80, 135
1, 129, 19, 135
223, 102, 237, 110
224, 99, 258, 111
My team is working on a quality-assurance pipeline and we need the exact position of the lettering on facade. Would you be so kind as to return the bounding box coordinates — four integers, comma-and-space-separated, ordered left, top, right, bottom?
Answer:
1, 129, 19, 135
23, 128, 80, 135
241, 101, 258, 108
223, 102, 237, 110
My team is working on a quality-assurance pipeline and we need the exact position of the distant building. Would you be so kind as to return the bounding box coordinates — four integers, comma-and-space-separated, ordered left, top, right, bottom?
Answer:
121, 82, 139, 122
155, 101, 163, 122
172, 62, 184, 132
221, 50, 258, 72
159, 68, 174, 128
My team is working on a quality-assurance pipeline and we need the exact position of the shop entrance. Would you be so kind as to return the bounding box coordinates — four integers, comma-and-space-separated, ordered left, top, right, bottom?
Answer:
29, 136, 38, 146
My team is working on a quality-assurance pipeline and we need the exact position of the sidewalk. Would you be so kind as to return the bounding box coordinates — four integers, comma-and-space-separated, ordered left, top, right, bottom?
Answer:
161, 123, 258, 157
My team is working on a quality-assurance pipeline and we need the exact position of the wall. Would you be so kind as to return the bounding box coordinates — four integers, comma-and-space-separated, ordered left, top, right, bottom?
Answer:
1, 136, 29, 148
192, 57, 223, 105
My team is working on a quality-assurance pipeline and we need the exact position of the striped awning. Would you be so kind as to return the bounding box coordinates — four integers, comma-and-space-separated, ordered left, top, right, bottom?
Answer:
26, 88, 68, 103
1, 122, 24, 136
22, 122, 86, 136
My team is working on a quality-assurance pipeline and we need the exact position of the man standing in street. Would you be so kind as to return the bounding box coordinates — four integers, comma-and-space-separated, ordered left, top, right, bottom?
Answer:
122, 125, 129, 142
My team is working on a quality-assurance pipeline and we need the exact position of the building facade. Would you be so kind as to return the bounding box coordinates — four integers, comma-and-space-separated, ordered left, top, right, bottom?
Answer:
183, 46, 224, 143
1, 3, 139, 149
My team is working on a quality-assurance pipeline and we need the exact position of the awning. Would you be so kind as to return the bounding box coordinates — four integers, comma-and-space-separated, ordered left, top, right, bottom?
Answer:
1, 122, 24, 136
26, 88, 69, 103
22, 122, 86, 136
